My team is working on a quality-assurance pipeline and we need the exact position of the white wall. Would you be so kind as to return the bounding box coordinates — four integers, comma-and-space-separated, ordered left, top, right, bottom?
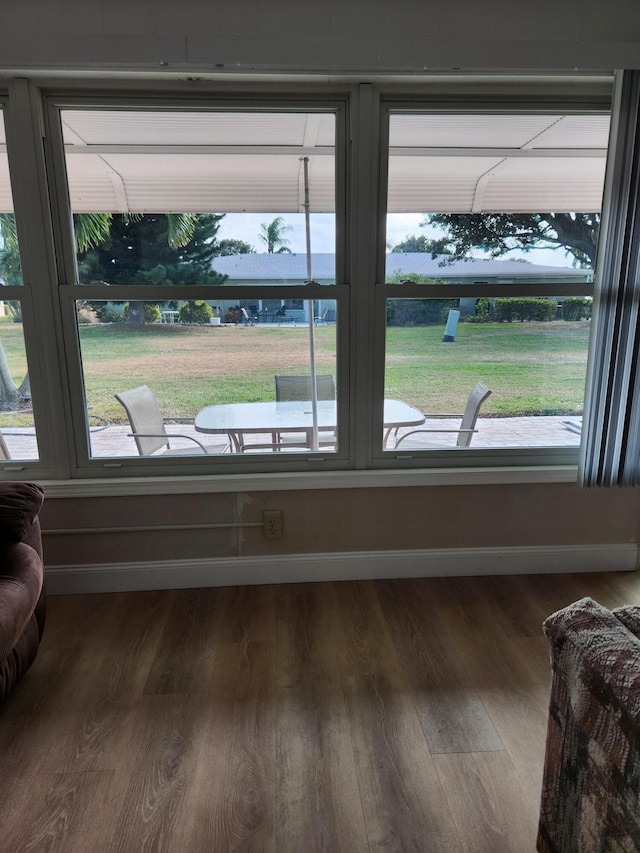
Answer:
0, 0, 638, 75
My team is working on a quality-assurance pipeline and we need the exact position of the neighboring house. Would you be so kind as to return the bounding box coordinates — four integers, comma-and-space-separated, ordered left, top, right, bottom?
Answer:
210, 253, 592, 321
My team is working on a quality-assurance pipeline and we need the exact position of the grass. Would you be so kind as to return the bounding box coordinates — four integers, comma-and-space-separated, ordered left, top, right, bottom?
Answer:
0, 319, 592, 425
385, 321, 590, 415
76, 323, 338, 422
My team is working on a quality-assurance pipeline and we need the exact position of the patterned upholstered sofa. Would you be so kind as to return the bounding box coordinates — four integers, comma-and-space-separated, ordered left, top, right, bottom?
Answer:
538, 596, 640, 853
0, 482, 45, 704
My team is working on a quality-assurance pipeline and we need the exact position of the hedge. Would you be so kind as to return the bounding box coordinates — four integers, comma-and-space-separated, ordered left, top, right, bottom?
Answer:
387, 298, 459, 326
561, 297, 592, 321
494, 298, 557, 322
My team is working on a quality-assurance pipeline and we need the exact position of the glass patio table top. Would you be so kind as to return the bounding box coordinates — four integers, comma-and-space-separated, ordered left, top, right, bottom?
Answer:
194, 399, 425, 436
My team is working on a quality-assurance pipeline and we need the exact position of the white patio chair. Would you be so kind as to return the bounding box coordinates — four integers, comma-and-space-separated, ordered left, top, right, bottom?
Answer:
275, 374, 337, 450
394, 381, 492, 450
275, 374, 336, 403
314, 308, 336, 325
115, 385, 229, 456
241, 374, 337, 451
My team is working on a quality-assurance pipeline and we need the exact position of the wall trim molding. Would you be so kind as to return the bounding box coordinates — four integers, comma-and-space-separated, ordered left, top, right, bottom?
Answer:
46, 543, 638, 595
39, 465, 579, 498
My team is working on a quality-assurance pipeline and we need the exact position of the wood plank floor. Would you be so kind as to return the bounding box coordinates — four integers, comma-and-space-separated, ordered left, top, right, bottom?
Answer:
1, 570, 638, 852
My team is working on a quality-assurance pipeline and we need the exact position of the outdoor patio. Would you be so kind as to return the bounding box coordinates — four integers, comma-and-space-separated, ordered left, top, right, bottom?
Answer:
1, 415, 582, 460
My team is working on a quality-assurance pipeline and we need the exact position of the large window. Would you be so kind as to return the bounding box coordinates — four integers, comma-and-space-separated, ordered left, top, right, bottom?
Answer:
0, 77, 618, 481
55, 106, 344, 467
378, 107, 608, 462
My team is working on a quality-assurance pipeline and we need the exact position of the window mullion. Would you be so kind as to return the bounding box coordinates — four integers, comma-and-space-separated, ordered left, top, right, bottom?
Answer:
350, 83, 382, 469
5, 80, 72, 478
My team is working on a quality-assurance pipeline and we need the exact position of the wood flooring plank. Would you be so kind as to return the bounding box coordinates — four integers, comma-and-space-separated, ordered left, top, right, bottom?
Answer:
336, 581, 463, 852
433, 751, 539, 853
0, 770, 118, 853
0, 592, 172, 790
523, 571, 638, 621
210, 582, 278, 645
143, 587, 220, 695
1, 571, 638, 853
174, 604, 278, 852
0, 590, 171, 778
106, 693, 196, 853
275, 583, 368, 853
376, 579, 504, 754
432, 591, 550, 809
471, 575, 553, 639
616, 570, 640, 601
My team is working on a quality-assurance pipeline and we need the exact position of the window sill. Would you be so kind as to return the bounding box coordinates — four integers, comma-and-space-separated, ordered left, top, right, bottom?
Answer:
39, 465, 579, 497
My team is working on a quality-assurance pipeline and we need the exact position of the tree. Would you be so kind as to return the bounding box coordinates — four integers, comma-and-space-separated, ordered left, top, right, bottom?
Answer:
77, 213, 228, 323
423, 213, 599, 268
259, 216, 293, 253
0, 211, 230, 406
389, 233, 452, 254
217, 238, 256, 256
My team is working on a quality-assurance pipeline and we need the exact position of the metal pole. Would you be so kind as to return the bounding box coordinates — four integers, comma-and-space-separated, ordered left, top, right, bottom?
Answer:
302, 156, 319, 451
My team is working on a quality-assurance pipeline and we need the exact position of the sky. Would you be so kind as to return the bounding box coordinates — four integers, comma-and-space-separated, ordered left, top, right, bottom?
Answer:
215, 212, 577, 268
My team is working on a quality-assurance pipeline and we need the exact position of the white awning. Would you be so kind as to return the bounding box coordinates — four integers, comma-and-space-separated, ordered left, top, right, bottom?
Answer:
0, 109, 610, 214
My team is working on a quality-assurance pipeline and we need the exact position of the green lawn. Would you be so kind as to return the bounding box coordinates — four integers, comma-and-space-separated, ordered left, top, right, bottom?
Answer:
0, 319, 592, 425
385, 321, 591, 415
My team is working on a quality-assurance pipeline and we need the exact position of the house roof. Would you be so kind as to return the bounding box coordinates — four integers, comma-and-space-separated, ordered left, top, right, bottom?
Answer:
211, 252, 592, 281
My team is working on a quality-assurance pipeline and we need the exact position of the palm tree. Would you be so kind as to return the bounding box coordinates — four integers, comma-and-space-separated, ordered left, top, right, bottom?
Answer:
0, 212, 201, 408
259, 216, 293, 253
1, 211, 199, 258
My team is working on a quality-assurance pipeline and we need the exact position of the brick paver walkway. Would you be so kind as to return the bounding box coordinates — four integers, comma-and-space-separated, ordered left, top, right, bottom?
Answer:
1, 415, 582, 461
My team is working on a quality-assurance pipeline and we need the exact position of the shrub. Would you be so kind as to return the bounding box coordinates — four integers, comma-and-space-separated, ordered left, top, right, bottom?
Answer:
77, 306, 99, 325
178, 300, 213, 324
561, 297, 592, 321
87, 302, 124, 323
98, 309, 125, 323
6, 301, 21, 322
464, 297, 492, 322
122, 303, 161, 324
142, 303, 161, 324
494, 298, 557, 322
386, 298, 458, 326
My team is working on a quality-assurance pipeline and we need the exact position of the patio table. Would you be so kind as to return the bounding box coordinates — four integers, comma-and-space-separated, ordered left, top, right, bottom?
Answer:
194, 398, 425, 452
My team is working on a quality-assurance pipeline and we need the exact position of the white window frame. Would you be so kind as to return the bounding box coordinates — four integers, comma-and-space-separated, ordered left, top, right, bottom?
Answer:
44, 90, 353, 479
370, 83, 612, 471
0, 75, 619, 489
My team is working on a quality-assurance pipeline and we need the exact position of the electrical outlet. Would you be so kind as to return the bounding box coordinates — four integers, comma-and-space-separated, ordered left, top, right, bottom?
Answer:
263, 510, 283, 539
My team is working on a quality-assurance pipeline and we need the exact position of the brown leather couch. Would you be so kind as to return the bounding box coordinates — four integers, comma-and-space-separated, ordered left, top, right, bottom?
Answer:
0, 482, 45, 703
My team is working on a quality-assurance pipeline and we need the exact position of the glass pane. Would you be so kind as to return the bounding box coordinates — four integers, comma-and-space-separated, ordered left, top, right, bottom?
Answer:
384, 297, 590, 450
78, 299, 338, 458
61, 110, 336, 285
0, 113, 37, 461
0, 111, 22, 285
0, 300, 39, 460
386, 112, 608, 282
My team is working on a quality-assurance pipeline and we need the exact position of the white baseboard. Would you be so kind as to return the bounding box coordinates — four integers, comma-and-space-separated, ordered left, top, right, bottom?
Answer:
46, 543, 639, 595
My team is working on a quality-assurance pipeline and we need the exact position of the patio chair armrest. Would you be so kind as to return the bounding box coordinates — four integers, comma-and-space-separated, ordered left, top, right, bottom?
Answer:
170, 434, 217, 452
240, 441, 309, 451
128, 431, 214, 453
420, 413, 465, 419
395, 428, 477, 447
